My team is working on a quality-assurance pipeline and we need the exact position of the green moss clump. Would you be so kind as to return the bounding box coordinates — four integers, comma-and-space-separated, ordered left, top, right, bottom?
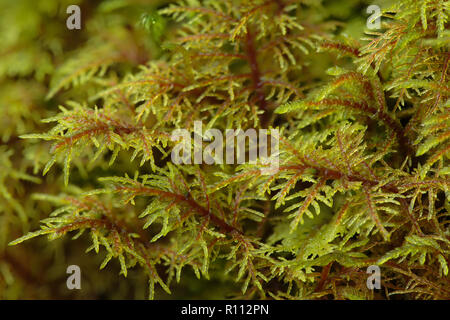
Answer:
1, 0, 449, 300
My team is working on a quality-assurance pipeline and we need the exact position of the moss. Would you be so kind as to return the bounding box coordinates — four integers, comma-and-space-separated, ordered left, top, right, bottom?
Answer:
1, 0, 449, 299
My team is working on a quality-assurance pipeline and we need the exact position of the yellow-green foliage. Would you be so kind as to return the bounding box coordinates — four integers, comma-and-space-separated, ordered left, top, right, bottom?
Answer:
2, 0, 449, 299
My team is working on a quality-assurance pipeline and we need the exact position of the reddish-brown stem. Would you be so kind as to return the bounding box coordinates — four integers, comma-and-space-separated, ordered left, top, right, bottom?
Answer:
118, 186, 241, 235
277, 164, 400, 194
303, 99, 413, 155
315, 262, 332, 292
319, 41, 360, 58
245, 26, 269, 126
